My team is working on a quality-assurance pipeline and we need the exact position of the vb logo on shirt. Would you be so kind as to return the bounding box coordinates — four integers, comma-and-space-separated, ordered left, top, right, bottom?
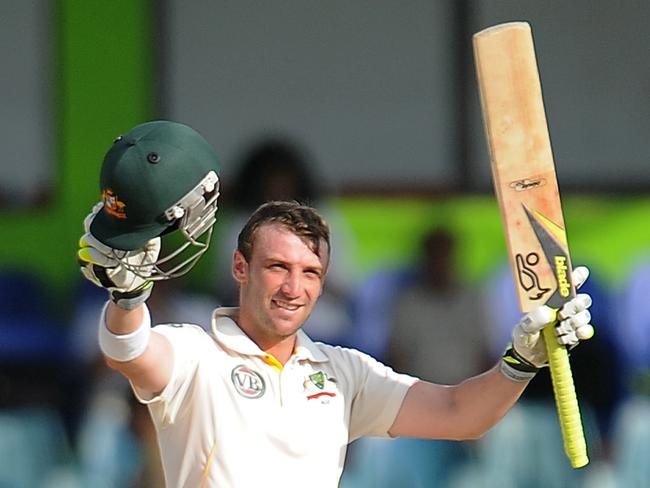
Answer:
231, 365, 266, 399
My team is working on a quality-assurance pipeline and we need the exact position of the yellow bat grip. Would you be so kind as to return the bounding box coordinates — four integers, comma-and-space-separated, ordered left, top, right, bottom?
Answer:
542, 326, 589, 468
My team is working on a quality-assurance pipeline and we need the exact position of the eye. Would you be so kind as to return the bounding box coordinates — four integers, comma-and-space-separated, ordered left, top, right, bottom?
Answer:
304, 269, 322, 279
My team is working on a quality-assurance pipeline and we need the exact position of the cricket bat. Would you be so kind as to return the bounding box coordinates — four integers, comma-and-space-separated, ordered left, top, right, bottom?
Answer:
473, 22, 589, 468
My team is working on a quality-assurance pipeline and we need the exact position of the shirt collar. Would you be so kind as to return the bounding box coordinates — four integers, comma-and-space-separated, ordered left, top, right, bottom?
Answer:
211, 307, 329, 363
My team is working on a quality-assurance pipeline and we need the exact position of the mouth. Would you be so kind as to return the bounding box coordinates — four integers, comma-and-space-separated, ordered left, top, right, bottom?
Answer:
271, 299, 302, 313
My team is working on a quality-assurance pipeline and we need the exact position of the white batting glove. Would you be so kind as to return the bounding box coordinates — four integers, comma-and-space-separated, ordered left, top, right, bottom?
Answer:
501, 266, 594, 380
77, 203, 161, 309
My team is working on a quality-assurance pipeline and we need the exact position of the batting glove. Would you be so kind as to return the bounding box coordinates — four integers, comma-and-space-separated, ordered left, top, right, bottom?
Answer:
77, 203, 160, 309
501, 266, 594, 380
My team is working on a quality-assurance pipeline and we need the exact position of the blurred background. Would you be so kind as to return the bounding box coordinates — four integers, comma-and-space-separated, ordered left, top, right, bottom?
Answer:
0, 1, 648, 487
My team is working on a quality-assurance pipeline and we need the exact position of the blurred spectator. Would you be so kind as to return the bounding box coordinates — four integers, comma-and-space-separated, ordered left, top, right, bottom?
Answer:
215, 135, 360, 344
342, 228, 490, 487
345, 266, 417, 361
146, 269, 220, 331
386, 228, 492, 384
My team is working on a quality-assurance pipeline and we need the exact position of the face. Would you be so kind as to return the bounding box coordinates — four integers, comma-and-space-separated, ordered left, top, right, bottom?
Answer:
232, 223, 328, 347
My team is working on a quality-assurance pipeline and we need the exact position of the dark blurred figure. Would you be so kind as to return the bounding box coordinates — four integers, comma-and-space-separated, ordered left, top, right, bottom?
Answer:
224, 137, 322, 210
386, 228, 492, 384
215, 135, 360, 344
341, 228, 488, 487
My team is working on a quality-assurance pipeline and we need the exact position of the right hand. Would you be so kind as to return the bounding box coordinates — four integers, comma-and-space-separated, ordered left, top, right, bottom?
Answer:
501, 266, 594, 381
511, 266, 593, 368
78, 203, 161, 308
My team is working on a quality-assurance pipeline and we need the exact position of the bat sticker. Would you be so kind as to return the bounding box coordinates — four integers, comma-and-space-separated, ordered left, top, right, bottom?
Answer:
522, 205, 573, 308
509, 177, 547, 192
515, 252, 550, 300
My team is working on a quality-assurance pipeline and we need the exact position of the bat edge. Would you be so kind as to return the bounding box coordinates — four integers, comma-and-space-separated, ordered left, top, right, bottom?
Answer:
473, 21, 531, 40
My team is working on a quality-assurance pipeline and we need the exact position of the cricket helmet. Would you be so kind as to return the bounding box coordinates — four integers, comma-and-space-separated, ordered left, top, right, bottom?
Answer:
90, 120, 220, 279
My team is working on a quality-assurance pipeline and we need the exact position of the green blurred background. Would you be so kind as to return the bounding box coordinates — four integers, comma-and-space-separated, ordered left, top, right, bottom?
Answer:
1, 0, 648, 308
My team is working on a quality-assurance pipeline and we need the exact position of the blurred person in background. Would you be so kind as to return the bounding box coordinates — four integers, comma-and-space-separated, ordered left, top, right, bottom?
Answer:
343, 232, 619, 487
341, 228, 493, 487
387, 227, 492, 384
215, 136, 360, 344
146, 242, 221, 331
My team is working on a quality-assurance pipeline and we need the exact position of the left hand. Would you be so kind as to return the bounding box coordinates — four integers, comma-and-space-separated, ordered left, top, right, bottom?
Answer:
77, 203, 160, 308
508, 266, 594, 369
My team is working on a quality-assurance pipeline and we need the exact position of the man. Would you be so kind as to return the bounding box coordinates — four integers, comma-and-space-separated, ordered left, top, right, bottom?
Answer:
387, 228, 493, 384
78, 121, 594, 487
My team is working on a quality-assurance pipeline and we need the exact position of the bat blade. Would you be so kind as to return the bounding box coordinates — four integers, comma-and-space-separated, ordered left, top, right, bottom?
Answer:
473, 21, 589, 468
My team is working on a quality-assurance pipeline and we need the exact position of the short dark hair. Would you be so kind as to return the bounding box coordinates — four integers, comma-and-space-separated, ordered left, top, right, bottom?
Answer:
237, 201, 331, 263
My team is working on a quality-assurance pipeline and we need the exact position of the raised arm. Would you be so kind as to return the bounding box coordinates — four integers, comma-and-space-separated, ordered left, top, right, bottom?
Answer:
76, 120, 221, 396
103, 302, 173, 395
389, 267, 594, 440
389, 365, 527, 440
78, 210, 174, 395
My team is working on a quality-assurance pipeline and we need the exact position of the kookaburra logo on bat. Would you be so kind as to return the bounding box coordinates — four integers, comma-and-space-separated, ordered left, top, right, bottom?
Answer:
515, 252, 550, 300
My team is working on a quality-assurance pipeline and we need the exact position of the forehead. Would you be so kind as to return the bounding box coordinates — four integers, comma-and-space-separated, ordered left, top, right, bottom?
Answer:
251, 223, 327, 267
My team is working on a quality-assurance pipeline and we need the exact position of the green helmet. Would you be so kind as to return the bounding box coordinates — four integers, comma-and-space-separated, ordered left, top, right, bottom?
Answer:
90, 120, 220, 279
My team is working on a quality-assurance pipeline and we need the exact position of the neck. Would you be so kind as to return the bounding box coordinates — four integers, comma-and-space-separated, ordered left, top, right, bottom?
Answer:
261, 336, 296, 366
236, 312, 297, 366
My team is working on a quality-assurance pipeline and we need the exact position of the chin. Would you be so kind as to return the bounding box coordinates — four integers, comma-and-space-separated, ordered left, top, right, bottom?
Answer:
274, 319, 304, 336
272, 315, 307, 336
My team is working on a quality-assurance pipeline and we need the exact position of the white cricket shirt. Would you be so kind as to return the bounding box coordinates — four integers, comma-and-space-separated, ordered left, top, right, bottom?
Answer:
131, 307, 417, 488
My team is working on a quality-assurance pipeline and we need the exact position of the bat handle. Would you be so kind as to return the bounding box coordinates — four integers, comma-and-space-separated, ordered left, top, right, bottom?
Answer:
542, 326, 589, 468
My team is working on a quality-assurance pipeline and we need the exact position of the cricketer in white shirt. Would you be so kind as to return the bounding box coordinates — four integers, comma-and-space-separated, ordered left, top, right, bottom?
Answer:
131, 307, 417, 487
86, 199, 594, 488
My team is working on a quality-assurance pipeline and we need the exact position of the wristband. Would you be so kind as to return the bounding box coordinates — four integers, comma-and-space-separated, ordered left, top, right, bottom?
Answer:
500, 344, 539, 382
98, 302, 151, 361
110, 281, 154, 310
500, 360, 538, 382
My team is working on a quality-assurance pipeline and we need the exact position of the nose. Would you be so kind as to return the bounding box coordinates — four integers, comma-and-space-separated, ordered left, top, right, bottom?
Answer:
280, 270, 302, 297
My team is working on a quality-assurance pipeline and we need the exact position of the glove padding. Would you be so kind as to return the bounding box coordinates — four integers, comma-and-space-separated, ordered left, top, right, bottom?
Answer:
509, 266, 594, 369
78, 203, 161, 309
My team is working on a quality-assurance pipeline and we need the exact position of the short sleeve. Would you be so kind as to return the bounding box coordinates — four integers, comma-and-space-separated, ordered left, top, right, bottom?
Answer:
336, 348, 418, 441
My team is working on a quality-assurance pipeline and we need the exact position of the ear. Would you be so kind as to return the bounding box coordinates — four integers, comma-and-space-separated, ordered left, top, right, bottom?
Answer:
232, 250, 249, 284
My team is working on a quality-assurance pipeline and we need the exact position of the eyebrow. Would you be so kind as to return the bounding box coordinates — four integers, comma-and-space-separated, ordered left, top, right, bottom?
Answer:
263, 256, 323, 273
